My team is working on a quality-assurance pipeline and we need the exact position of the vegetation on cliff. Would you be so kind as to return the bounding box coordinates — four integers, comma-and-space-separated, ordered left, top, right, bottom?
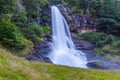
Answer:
78, 32, 120, 60
0, 0, 120, 55
0, 0, 50, 55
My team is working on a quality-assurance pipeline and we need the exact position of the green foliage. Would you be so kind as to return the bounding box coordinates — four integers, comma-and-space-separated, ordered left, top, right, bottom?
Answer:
111, 41, 120, 47
78, 32, 107, 45
42, 26, 51, 36
0, 20, 31, 51
99, 0, 120, 17
96, 0, 120, 35
11, 10, 27, 27
78, 32, 120, 47
23, 0, 49, 18
22, 22, 43, 45
0, 0, 17, 14
22, 22, 50, 45
78, 32, 120, 56
0, 0, 51, 55
0, 14, 13, 21
97, 18, 120, 35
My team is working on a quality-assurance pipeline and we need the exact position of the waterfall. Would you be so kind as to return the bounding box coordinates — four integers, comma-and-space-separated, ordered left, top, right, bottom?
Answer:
48, 6, 87, 68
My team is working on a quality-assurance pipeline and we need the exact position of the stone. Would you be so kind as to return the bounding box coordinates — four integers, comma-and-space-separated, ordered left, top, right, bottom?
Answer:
87, 62, 105, 69
25, 55, 43, 61
43, 57, 53, 63
57, 5, 97, 33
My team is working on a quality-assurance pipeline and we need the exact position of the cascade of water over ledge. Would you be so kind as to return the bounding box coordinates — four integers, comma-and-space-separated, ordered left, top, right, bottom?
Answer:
48, 6, 87, 68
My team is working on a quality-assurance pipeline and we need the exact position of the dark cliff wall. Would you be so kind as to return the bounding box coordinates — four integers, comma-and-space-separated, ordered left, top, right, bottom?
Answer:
35, 4, 97, 33
57, 5, 97, 33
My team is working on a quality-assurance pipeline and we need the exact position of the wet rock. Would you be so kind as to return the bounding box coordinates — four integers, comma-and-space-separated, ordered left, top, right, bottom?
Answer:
38, 42, 49, 49
26, 35, 52, 63
25, 55, 43, 62
43, 57, 53, 63
73, 37, 95, 50
44, 35, 52, 42
87, 62, 105, 69
57, 4, 97, 33
36, 48, 50, 56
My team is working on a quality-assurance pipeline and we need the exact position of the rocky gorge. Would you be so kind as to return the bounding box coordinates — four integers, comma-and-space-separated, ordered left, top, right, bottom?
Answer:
25, 4, 120, 70
26, 35, 120, 70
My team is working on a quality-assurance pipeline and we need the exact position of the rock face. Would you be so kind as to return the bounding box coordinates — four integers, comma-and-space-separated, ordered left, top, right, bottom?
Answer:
33, 4, 97, 33
25, 35, 53, 63
57, 5, 97, 33
33, 5, 51, 27
87, 62, 105, 69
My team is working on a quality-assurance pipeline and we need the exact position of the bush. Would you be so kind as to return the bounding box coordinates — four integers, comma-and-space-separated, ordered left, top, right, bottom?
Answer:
0, 20, 30, 51
0, 0, 17, 14
42, 26, 51, 36
97, 18, 120, 35
111, 40, 120, 48
23, 0, 49, 18
22, 22, 50, 45
27, 22, 44, 37
104, 35, 115, 44
0, 14, 13, 20
78, 32, 120, 48
78, 32, 107, 44
96, 41, 105, 47
11, 10, 27, 27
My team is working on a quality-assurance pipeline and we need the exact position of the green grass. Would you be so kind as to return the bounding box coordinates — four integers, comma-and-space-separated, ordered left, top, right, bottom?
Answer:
0, 47, 120, 80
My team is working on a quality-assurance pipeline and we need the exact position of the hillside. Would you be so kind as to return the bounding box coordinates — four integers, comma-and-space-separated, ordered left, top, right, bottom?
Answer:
0, 0, 120, 80
0, 47, 120, 80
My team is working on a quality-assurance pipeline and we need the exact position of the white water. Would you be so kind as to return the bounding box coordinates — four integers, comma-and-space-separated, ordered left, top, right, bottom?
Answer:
48, 6, 87, 68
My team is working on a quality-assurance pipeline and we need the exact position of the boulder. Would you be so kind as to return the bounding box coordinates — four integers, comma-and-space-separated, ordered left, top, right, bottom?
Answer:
87, 62, 105, 69
43, 57, 53, 63
25, 55, 43, 62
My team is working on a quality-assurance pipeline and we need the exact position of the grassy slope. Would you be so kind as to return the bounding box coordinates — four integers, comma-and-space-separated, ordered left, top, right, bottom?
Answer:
0, 48, 120, 80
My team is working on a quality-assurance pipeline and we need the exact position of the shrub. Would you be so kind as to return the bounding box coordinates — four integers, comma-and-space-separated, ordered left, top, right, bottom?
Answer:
0, 20, 30, 51
96, 41, 105, 47
104, 35, 115, 44
97, 18, 120, 35
23, 0, 49, 18
111, 40, 120, 48
27, 22, 44, 37
78, 32, 107, 44
78, 32, 120, 56
11, 10, 27, 27
42, 26, 51, 36
0, 0, 17, 14
78, 32, 120, 48
22, 22, 50, 45
0, 14, 13, 20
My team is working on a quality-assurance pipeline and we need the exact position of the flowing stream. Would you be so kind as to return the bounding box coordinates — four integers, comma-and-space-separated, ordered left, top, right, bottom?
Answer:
48, 6, 87, 68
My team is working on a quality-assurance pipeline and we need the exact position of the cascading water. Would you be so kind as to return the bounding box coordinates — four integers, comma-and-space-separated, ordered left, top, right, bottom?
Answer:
48, 6, 87, 68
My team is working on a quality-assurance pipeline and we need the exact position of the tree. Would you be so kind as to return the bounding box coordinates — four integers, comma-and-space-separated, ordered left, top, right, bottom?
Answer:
0, 0, 17, 14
